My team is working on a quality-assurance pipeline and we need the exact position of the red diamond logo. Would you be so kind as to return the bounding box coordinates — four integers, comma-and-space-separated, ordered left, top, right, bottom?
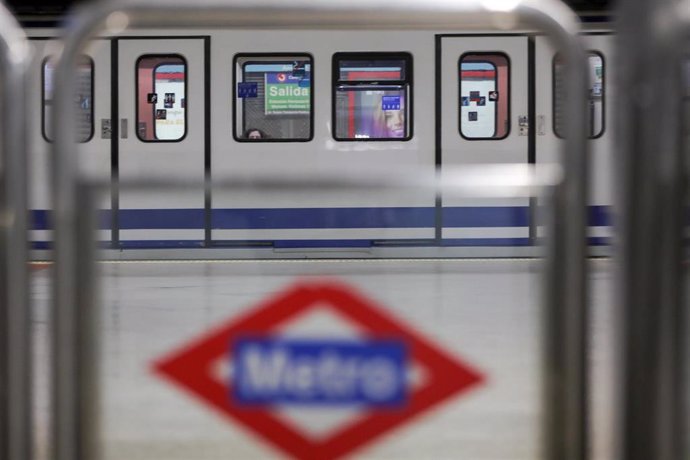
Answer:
152, 280, 484, 459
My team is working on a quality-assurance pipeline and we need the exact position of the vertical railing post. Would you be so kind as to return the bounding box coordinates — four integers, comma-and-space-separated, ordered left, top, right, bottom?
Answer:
0, 2, 31, 459
614, 0, 687, 458
542, 33, 589, 460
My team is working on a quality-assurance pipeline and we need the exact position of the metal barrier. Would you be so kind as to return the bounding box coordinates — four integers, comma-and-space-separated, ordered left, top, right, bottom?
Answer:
614, 0, 689, 458
0, 4, 32, 460
51, 1, 589, 459
0, 2, 31, 460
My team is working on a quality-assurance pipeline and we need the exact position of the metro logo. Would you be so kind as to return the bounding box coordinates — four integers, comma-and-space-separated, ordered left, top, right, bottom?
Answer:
153, 281, 483, 460
233, 338, 407, 406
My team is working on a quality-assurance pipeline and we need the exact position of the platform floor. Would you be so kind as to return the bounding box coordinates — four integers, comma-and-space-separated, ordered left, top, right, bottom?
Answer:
30, 259, 615, 459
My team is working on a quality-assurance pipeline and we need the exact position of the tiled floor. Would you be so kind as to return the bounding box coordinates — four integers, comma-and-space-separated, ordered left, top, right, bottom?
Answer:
31, 259, 615, 459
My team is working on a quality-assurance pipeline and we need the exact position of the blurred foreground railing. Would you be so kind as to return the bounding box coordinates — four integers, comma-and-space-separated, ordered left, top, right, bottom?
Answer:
51, 1, 589, 459
614, 0, 690, 458
0, 2, 31, 460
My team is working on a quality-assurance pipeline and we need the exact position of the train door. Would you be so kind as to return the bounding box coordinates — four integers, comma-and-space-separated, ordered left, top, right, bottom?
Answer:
116, 38, 206, 248
439, 36, 530, 251
535, 34, 614, 248
28, 37, 112, 251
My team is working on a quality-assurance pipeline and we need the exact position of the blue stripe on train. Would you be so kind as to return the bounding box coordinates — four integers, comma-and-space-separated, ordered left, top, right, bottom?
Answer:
116, 236, 610, 249
31, 209, 114, 230
29, 205, 613, 250
443, 207, 531, 227
30, 206, 612, 230
114, 238, 533, 249
31, 237, 610, 250
212, 207, 434, 229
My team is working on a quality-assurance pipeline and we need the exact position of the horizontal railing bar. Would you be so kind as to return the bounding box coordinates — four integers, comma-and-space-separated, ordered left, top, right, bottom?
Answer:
79, 163, 562, 198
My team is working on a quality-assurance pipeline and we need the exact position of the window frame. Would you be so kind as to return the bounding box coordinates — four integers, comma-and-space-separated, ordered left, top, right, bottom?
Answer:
135, 53, 189, 143
458, 51, 511, 141
41, 55, 95, 143
331, 51, 413, 142
232, 52, 315, 143
552, 50, 606, 140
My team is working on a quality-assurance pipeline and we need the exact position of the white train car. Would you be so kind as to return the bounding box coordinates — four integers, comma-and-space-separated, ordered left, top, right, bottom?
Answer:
25, 25, 613, 258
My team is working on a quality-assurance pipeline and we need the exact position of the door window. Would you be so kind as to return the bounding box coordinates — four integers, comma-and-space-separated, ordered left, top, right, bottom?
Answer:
43, 55, 94, 143
136, 54, 187, 142
459, 53, 510, 140
553, 51, 605, 138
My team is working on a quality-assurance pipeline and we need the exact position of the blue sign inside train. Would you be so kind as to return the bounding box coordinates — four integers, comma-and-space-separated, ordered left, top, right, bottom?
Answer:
237, 82, 258, 98
233, 338, 407, 406
381, 95, 401, 111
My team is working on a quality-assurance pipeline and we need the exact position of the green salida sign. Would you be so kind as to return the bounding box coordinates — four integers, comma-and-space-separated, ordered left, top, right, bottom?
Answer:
264, 72, 310, 115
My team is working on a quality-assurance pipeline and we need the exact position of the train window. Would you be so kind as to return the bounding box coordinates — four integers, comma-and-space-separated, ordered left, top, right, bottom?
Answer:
233, 54, 313, 142
136, 54, 187, 142
333, 52, 412, 141
553, 51, 604, 138
42, 55, 94, 143
459, 53, 510, 140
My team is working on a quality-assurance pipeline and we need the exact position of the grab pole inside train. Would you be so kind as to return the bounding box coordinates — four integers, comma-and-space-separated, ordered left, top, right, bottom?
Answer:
51, 1, 588, 459
614, 0, 689, 458
0, 2, 31, 459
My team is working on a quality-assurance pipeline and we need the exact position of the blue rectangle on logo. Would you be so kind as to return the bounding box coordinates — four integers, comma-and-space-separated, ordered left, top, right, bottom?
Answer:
233, 338, 407, 406
237, 82, 258, 98
381, 95, 401, 111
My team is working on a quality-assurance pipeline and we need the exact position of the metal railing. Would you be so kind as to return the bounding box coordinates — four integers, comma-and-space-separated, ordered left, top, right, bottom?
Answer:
614, 0, 690, 458
51, 1, 589, 459
0, 1, 31, 459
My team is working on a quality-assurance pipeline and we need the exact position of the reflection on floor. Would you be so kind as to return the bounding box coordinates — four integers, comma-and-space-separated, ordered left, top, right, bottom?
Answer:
31, 259, 614, 460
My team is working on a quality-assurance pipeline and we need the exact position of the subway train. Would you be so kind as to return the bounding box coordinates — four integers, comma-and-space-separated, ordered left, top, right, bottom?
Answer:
25, 25, 613, 258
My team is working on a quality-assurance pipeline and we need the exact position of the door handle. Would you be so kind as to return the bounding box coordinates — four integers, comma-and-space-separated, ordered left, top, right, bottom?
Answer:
120, 118, 128, 139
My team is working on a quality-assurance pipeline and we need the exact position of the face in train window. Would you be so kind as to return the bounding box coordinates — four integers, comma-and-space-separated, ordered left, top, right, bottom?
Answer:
553, 51, 604, 138
459, 53, 510, 140
233, 55, 313, 142
43, 55, 94, 143
136, 55, 187, 142
333, 53, 412, 141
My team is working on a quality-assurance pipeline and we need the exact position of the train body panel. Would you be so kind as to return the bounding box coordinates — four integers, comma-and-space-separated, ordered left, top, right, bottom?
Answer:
28, 37, 112, 246
118, 38, 206, 243
24, 26, 614, 256
211, 30, 437, 244
440, 35, 530, 243
535, 32, 614, 242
